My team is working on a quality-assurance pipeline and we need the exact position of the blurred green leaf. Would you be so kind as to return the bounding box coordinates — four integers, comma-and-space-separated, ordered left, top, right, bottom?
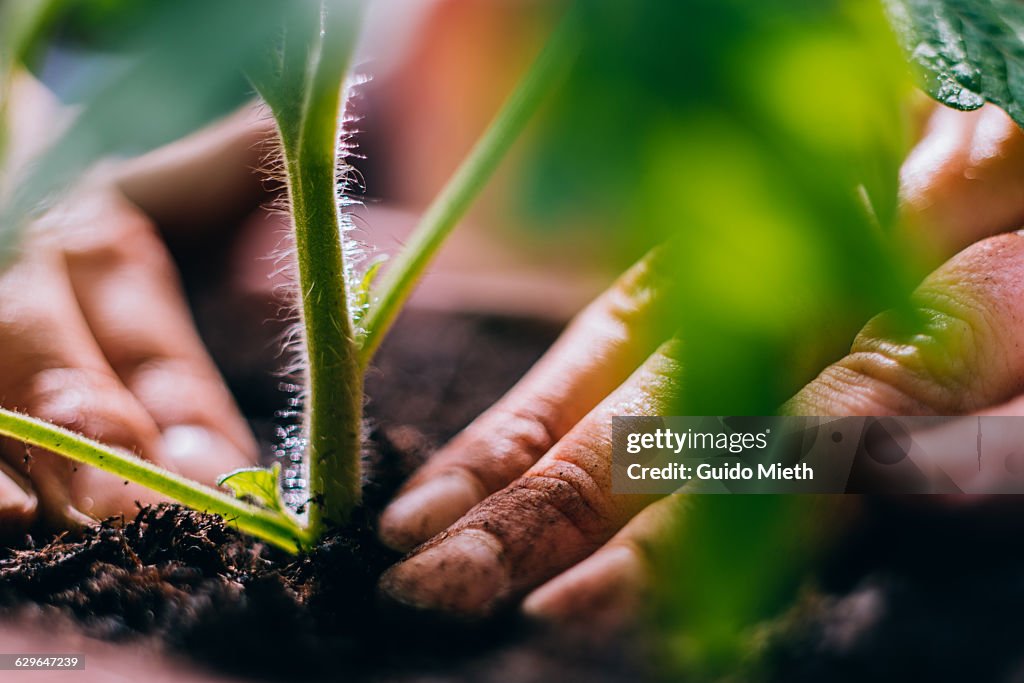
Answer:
886, 0, 1024, 124
518, 1, 919, 678
526, 0, 916, 414
0, 0, 63, 70
0, 0, 64, 167
652, 495, 828, 681
0, 0, 322, 260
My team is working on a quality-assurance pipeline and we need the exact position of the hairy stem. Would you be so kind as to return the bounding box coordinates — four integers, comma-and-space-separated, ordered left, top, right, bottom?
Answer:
0, 408, 311, 552
358, 7, 580, 365
276, 6, 362, 536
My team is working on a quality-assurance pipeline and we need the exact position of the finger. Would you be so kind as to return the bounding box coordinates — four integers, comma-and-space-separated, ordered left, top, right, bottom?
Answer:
113, 104, 277, 238
0, 460, 37, 534
522, 494, 687, 626
784, 232, 1024, 416
379, 343, 680, 618
0, 250, 166, 524
901, 105, 1024, 264
379, 253, 668, 551
57, 192, 257, 483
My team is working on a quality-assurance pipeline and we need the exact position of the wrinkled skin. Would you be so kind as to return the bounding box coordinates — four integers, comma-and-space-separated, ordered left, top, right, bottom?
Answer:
376, 103, 1024, 623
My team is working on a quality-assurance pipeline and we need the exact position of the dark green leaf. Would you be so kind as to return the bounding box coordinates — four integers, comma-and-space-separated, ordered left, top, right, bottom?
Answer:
885, 0, 1024, 123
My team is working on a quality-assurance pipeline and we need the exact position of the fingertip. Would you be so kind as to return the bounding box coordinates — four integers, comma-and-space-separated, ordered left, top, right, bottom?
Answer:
0, 469, 37, 532
522, 544, 645, 625
378, 473, 483, 552
44, 501, 97, 530
378, 529, 509, 618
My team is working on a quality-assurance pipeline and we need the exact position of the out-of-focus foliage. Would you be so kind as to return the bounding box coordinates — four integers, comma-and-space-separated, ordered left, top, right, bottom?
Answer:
529, 0, 916, 414
0, 0, 62, 166
886, 0, 1024, 125
653, 495, 827, 680
523, 0, 918, 677
0, 0, 341, 261
0, 0, 61, 75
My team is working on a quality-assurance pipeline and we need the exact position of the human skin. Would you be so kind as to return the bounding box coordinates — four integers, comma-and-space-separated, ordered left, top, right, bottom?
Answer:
0, 73, 273, 530
377, 103, 1024, 623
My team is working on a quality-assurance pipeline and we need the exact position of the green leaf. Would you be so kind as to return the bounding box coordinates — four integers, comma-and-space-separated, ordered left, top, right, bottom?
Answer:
352, 256, 386, 329
245, 0, 323, 144
0, 0, 64, 71
218, 462, 286, 513
0, 0, 65, 171
0, 0, 318, 262
885, 0, 1024, 123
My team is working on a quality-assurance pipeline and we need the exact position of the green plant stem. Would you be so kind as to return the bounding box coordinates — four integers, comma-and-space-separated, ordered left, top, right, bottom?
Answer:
357, 8, 580, 365
277, 6, 362, 536
0, 408, 311, 552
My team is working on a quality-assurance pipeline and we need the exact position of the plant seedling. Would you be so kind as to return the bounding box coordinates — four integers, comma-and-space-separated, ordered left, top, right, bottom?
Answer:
0, 0, 578, 552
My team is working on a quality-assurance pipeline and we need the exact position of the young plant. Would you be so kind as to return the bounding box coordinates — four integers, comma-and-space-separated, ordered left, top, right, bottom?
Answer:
0, 0, 577, 552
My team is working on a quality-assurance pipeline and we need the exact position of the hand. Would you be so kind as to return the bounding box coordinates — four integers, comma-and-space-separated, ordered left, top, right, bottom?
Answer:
377, 103, 1024, 623
0, 74, 272, 532
0, 187, 257, 531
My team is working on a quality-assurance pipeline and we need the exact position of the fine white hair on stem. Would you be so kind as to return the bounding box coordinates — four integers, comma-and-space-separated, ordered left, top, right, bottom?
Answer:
257, 74, 378, 509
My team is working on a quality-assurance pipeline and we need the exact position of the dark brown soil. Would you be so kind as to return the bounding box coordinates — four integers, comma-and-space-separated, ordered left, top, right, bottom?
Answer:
0, 310, 651, 683
762, 497, 1024, 683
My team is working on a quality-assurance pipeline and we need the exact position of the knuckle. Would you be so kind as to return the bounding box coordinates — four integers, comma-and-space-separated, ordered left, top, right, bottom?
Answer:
605, 533, 654, 570
605, 278, 655, 331
21, 367, 156, 450
60, 197, 171, 274
579, 255, 666, 349
0, 258, 68, 336
839, 291, 992, 413
521, 454, 613, 539
487, 401, 563, 469
436, 399, 566, 494
641, 342, 684, 401
118, 351, 214, 392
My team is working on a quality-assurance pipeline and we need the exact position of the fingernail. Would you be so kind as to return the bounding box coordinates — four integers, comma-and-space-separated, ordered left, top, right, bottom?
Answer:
379, 529, 508, 618
378, 474, 482, 552
162, 425, 250, 485
0, 470, 36, 526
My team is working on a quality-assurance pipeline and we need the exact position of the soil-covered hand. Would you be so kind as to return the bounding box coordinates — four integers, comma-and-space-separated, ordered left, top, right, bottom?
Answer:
378, 103, 1024, 623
